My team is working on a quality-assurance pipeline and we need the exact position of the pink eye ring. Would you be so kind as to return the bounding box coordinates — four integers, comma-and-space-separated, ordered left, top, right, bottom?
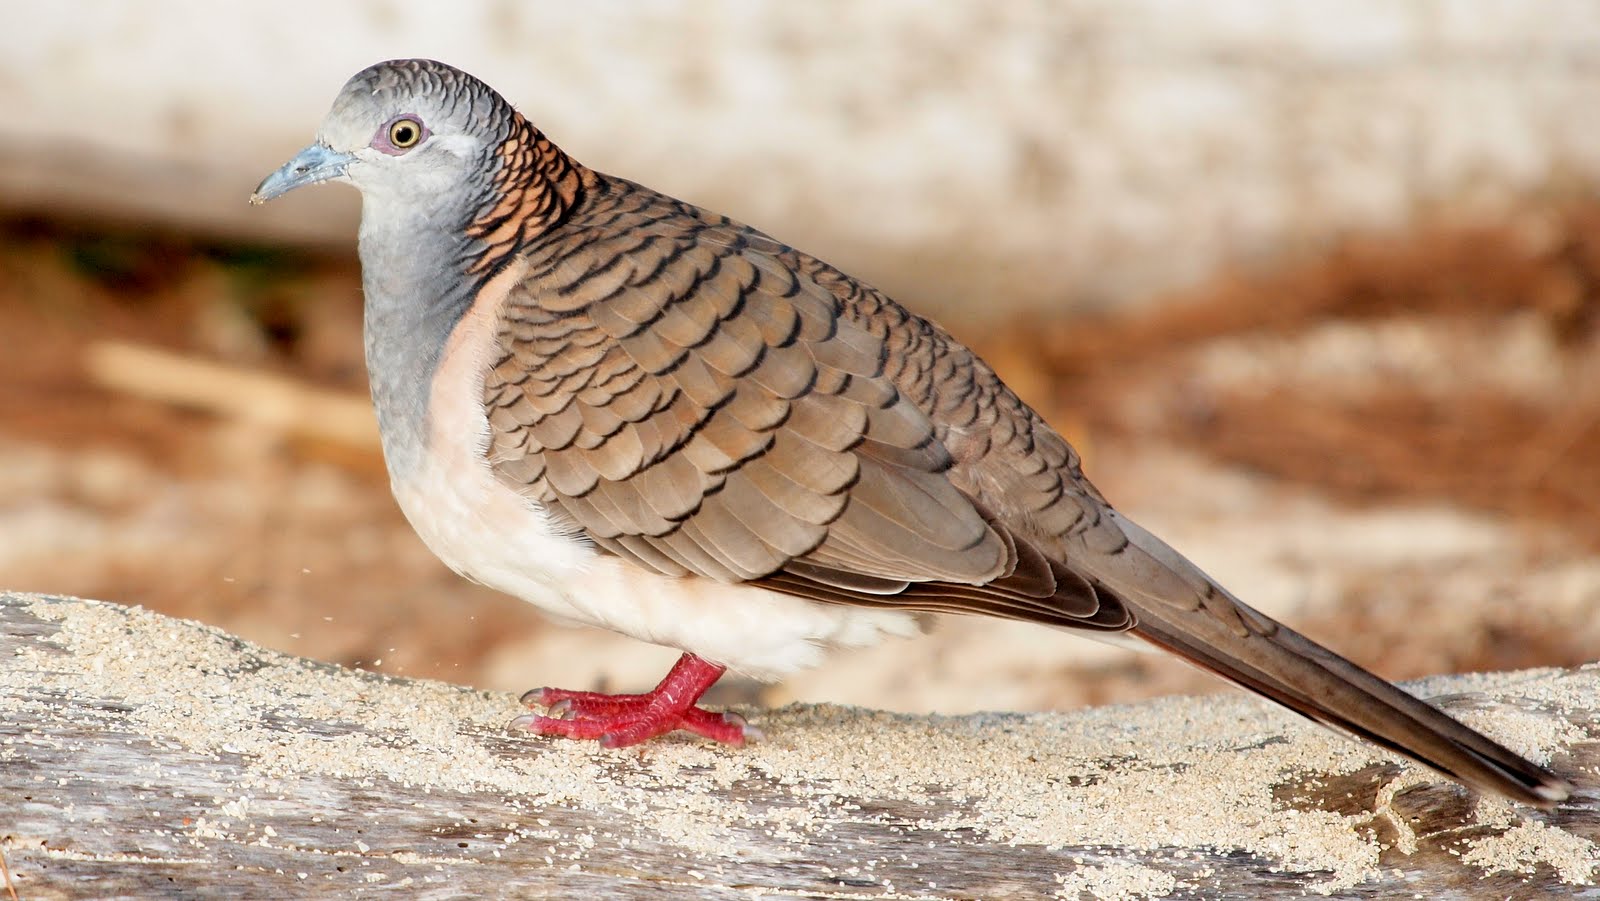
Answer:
374, 115, 428, 154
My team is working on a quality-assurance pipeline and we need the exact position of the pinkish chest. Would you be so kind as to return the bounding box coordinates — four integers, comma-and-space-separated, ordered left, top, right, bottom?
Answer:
378, 260, 600, 621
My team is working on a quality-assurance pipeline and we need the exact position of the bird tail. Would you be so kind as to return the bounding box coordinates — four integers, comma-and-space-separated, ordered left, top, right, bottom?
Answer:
1131, 603, 1572, 808
1066, 509, 1575, 808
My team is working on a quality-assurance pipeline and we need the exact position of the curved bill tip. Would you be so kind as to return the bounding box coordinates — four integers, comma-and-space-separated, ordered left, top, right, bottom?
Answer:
251, 142, 353, 205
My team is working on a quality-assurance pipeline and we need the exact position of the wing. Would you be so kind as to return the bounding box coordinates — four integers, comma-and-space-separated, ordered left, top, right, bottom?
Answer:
483, 179, 1126, 629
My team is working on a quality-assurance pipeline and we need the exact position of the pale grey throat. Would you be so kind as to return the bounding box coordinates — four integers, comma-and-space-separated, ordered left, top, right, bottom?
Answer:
356, 199, 484, 479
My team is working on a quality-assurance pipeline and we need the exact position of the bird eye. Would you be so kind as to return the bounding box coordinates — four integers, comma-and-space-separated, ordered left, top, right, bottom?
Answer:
388, 118, 424, 149
372, 115, 430, 156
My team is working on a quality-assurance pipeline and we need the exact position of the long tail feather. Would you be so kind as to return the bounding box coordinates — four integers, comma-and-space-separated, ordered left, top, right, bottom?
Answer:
1133, 605, 1572, 808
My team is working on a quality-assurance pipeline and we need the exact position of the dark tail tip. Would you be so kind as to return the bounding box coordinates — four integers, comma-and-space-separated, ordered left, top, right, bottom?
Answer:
1133, 620, 1573, 809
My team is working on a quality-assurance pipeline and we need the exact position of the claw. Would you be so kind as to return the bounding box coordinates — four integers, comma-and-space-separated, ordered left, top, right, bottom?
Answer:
725, 712, 765, 744
508, 713, 545, 732
548, 699, 573, 719
520, 687, 552, 707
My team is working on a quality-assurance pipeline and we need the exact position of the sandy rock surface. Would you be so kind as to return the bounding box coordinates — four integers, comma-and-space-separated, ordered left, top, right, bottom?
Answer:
4, 591, 1596, 899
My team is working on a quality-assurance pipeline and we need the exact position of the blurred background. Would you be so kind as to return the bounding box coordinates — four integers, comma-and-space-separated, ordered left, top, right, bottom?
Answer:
3, 1, 1599, 715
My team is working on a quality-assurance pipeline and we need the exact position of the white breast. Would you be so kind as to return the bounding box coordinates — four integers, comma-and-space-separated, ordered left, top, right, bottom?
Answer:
386, 265, 921, 681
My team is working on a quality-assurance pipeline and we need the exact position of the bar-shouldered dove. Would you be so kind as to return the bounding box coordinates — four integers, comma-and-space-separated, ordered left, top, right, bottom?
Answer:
253, 58, 1570, 807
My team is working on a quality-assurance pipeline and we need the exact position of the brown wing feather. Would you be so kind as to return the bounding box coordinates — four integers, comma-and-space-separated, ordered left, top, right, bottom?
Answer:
483, 177, 1114, 628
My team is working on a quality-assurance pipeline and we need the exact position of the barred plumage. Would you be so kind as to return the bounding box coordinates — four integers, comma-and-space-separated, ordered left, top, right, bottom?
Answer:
254, 58, 1572, 806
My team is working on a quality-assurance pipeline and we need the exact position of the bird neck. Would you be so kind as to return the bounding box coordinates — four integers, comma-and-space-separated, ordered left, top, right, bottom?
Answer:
357, 210, 477, 479
461, 112, 588, 276
355, 115, 587, 480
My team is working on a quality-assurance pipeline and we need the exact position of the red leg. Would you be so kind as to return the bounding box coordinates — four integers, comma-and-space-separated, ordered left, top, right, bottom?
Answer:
511, 653, 761, 748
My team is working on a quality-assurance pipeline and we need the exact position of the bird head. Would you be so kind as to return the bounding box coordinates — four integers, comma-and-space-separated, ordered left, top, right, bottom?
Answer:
252, 58, 511, 210
253, 59, 583, 273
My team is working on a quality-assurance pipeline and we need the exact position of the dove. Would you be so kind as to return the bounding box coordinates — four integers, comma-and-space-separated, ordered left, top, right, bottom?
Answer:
252, 58, 1570, 806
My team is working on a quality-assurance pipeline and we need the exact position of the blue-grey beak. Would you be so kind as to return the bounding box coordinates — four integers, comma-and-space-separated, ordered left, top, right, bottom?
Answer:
250, 143, 355, 205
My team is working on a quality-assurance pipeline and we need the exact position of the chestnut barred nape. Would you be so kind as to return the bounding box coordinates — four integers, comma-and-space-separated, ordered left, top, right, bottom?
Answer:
463, 111, 587, 276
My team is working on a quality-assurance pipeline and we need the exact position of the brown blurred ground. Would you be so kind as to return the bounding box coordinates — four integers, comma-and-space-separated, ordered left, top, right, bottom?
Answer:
2, 202, 1597, 715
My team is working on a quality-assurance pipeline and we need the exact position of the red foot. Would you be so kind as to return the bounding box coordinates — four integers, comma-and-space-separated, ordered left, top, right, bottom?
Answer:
511, 653, 761, 749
